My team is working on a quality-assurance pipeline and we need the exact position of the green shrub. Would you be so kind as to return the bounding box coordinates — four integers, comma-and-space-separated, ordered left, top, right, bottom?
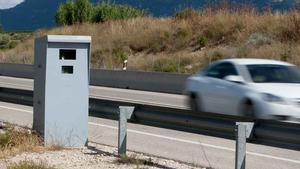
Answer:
73, 0, 93, 23
55, 1, 76, 25
0, 34, 10, 49
153, 58, 178, 72
0, 131, 11, 149
56, 0, 92, 25
8, 41, 18, 49
112, 48, 128, 63
175, 8, 198, 20
280, 48, 292, 61
149, 40, 167, 53
0, 25, 3, 33
91, 1, 146, 23
56, 0, 146, 25
198, 36, 208, 48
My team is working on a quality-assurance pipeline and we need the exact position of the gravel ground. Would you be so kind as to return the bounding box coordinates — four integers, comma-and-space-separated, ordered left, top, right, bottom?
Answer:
0, 142, 206, 169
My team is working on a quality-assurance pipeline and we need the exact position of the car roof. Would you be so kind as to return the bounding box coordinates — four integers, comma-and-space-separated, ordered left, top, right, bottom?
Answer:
221, 58, 294, 66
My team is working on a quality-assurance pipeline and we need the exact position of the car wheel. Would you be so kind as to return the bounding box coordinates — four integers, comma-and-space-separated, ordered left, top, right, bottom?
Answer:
241, 101, 256, 119
189, 93, 202, 112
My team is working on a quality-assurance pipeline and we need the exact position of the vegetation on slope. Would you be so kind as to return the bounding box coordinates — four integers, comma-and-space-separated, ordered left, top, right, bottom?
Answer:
1, 3, 300, 73
55, 0, 146, 25
0, 32, 32, 50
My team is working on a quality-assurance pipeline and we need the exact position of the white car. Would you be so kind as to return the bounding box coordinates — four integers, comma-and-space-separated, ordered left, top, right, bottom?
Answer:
185, 58, 300, 121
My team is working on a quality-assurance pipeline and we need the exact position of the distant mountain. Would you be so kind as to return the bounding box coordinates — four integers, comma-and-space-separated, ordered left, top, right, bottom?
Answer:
0, 0, 299, 31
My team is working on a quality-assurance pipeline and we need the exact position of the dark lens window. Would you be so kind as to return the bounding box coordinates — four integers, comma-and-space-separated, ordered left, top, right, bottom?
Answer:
59, 49, 76, 60
62, 66, 73, 74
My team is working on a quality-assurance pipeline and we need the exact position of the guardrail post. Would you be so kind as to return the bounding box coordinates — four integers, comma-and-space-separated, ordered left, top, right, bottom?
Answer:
118, 106, 135, 156
235, 122, 254, 169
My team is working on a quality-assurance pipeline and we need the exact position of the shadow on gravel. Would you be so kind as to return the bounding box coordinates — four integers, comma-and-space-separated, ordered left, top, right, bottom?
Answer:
85, 145, 179, 169
85, 145, 117, 157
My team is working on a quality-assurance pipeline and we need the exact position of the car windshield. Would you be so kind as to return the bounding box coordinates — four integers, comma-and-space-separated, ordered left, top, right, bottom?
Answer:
247, 64, 300, 83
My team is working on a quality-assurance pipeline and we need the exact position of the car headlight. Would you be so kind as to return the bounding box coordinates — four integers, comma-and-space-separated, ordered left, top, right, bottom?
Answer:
262, 93, 286, 104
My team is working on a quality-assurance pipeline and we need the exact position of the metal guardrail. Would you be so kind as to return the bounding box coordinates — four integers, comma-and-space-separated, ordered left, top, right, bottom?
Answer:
0, 87, 299, 149
0, 63, 188, 94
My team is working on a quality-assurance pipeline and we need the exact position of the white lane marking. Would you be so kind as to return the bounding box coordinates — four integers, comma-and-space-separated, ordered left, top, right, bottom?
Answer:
0, 76, 32, 82
0, 80, 188, 110
90, 94, 188, 110
89, 122, 235, 151
89, 86, 182, 97
0, 105, 32, 113
89, 122, 300, 164
0, 82, 32, 89
1, 105, 300, 164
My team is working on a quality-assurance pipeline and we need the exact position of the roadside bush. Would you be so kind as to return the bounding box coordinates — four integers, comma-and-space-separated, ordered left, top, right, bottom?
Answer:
56, 0, 146, 25
175, 8, 198, 20
56, 0, 92, 25
112, 48, 128, 63
0, 34, 10, 49
198, 36, 208, 48
0, 25, 3, 33
153, 56, 192, 73
0, 33, 24, 50
280, 48, 292, 61
8, 41, 18, 49
153, 58, 178, 72
55, 1, 75, 25
92, 1, 146, 23
73, 0, 93, 23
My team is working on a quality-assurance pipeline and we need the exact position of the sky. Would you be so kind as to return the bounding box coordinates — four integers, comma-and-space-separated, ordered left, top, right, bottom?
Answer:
0, 0, 24, 9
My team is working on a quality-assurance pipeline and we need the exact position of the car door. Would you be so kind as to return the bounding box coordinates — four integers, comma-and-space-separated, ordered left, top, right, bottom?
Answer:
203, 62, 244, 115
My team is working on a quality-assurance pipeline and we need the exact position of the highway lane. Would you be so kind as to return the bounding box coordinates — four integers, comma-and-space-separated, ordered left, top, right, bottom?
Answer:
0, 76, 188, 110
0, 101, 299, 169
3, 75, 300, 124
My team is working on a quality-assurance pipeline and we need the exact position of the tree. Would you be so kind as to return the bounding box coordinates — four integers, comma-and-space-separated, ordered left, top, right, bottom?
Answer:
0, 26, 3, 33
0, 21, 3, 33
73, 0, 92, 23
55, 0, 146, 25
56, 0, 92, 25
56, 1, 75, 25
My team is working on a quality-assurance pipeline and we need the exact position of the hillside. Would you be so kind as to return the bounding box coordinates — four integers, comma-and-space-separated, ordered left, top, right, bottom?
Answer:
1, 0, 300, 31
1, 8, 300, 74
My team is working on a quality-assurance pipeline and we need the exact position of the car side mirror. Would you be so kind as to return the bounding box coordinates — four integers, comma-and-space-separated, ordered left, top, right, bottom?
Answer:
224, 75, 245, 84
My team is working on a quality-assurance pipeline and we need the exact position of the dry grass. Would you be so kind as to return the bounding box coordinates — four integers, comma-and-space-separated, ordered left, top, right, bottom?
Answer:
1, 8, 300, 73
0, 123, 68, 159
0, 125, 43, 159
7, 160, 56, 169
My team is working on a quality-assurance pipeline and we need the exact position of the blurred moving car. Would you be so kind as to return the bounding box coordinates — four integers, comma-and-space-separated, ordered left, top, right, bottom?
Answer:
185, 58, 300, 121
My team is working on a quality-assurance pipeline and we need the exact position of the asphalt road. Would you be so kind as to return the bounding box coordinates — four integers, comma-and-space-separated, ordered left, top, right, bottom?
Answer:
0, 76, 188, 110
0, 101, 299, 169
